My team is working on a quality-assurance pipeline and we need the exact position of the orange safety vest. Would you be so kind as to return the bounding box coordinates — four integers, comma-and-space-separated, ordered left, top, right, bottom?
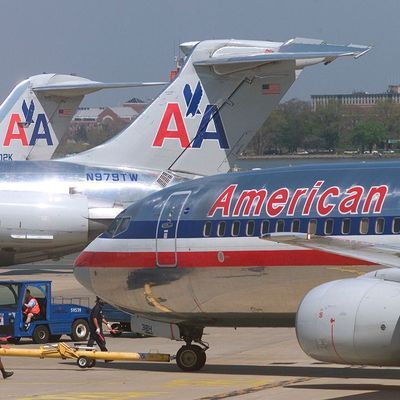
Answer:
24, 297, 40, 315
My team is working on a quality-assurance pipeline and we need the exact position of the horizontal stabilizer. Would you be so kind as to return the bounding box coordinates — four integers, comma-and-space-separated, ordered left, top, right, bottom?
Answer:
33, 80, 167, 97
65, 37, 370, 176
262, 233, 400, 268
194, 38, 371, 67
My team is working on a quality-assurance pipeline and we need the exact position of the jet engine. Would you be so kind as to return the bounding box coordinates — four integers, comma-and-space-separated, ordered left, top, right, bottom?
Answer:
296, 271, 400, 366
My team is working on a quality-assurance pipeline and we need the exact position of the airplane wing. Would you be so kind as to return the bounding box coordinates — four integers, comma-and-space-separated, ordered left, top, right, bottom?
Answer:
261, 233, 400, 268
33, 80, 167, 97
194, 38, 371, 67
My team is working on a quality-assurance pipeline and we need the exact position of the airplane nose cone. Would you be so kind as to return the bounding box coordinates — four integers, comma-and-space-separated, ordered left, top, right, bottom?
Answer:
73, 252, 94, 293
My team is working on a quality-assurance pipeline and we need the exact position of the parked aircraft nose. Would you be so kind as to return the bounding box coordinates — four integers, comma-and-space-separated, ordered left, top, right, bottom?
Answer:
74, 252, 94, 293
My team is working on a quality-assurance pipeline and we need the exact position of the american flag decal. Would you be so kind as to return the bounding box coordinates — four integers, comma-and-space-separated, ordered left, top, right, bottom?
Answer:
262, 83, 281, 95
58, 108, 73, 117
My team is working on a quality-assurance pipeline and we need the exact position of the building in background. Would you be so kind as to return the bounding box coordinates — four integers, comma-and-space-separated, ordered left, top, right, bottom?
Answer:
123, 97, 148, 113
70, 98, 148, 133
311, 85, 400, 111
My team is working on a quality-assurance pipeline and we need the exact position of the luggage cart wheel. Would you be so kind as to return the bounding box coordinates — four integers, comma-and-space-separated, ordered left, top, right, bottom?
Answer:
77, 356, 95, 368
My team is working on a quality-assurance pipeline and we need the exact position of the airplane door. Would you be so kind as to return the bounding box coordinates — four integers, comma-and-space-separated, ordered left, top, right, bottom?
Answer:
156, 191, 191, 267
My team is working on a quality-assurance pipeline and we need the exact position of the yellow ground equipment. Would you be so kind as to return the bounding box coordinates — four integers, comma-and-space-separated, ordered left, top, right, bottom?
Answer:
0, 342, 171, 368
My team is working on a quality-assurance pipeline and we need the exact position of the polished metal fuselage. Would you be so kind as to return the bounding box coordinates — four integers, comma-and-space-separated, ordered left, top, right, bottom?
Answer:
76, 262, 379, 328
0, 160, 185, 265
75, 161, 398, 328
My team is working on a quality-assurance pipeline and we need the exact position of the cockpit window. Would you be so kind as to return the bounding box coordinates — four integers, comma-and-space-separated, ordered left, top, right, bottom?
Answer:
106, 217, 122, 235
113, 217, 131, 237
106, 216, 131, 237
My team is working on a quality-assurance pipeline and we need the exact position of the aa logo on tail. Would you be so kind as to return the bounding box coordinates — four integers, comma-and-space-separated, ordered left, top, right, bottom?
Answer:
4, 100, 53, 146
152, 81, 229, 149
183, 82, 202, 117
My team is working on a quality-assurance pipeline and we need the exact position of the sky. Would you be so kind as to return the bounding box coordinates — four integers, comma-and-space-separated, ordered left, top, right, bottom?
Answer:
1, 0, 399, 106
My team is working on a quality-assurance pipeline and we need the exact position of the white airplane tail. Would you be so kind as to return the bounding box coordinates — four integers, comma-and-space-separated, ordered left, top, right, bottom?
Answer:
66, 38, 370, 176
0, 74, 166, 161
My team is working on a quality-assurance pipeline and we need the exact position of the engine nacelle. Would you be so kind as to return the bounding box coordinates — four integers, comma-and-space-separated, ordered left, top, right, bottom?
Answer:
0, 191, 89, 265
296, 275, 400, 366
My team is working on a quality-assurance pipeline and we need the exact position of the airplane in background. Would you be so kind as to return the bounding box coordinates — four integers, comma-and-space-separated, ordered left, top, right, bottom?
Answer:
0, 73, 166, 161
0, 37, 369, 266
75, 161, 400, 371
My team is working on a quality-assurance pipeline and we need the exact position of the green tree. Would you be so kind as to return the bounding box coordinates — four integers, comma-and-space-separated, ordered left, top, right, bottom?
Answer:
351, 120, 388, 153
375, 100, 400, 141
310, 102, 344, 151
250, 109, 287, 154
276, 99, 310, 153
75, 124, 88, 143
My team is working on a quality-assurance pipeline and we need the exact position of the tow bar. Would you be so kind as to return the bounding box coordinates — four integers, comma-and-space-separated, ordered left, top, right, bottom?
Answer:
0, 342, 171, 368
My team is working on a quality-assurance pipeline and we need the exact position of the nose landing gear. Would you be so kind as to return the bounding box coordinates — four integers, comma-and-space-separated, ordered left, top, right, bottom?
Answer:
176, 343, 207, 371
176, 326, 208, 372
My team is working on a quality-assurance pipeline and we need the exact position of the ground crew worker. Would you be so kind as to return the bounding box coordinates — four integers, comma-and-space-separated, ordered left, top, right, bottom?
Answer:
0, 357, 13, 379
87, 297, 112, 355
23, 289, 41, 330
0, 339, 14, 379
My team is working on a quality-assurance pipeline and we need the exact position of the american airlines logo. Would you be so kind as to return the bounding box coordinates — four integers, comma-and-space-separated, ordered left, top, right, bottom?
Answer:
152, 81, 229, 149
4, 100, 53, 147
207, 181, 388, 218
183, 81, 202, 117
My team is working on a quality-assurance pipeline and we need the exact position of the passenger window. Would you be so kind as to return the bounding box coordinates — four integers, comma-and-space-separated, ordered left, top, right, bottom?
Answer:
246, 220, 255, 236
308, 219, 317, 235
113, 217, 131, 236
291, 219, 300, 232
231, 221, 240, 236
203, 221, 212, 237
375, 218, 384, 234
360, 218, 369, 234
276, 220, 285, 232
217, 221, 226, 237
261, 220, 269, 235
393, 218, 400, 234
342, 218, 351, 234
324, 219, 334, 235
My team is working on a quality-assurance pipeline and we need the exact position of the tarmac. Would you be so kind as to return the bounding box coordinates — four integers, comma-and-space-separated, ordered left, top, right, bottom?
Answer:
1, 256, 400, 400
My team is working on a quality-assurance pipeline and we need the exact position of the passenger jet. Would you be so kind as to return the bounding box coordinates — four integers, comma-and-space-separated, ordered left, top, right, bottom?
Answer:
0, 38, 369, 266
75, 161, 400, 371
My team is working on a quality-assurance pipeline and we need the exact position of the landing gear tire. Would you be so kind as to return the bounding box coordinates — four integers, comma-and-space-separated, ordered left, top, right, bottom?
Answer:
176, 344, 207, 372
77, 356, 96, 368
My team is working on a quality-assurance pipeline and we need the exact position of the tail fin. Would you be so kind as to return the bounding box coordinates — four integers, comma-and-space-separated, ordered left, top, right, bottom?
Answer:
66, 38, 371, 176
0, 74, 166, 161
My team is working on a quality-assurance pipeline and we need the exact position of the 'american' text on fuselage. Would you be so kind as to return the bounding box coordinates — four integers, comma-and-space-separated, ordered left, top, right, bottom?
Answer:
208, 181, 388, 218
